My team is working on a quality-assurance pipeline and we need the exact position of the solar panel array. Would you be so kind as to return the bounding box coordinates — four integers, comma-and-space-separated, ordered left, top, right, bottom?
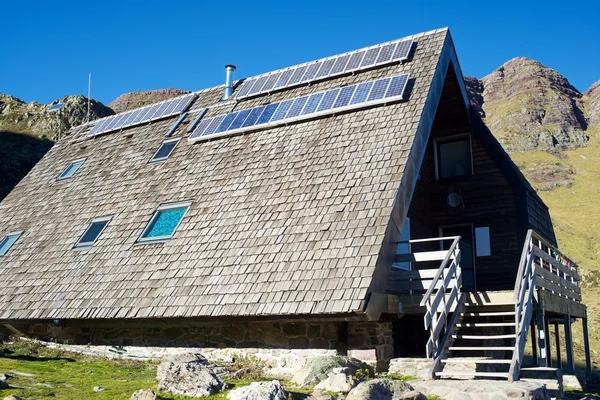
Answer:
236, 39, 412, 99
189, 74, 409, 141
88, 94, 197, 137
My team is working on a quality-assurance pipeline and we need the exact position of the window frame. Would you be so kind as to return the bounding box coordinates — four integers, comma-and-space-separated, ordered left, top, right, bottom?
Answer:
148, 138, 181, 164
0, 231, 23, 257
58, 158, 86, 180
433, 134, 474, 181
73, 216, 112, 250
137, 201, 192, 244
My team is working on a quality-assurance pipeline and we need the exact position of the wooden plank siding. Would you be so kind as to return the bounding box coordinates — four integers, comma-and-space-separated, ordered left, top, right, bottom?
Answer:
404, 66, 521, 291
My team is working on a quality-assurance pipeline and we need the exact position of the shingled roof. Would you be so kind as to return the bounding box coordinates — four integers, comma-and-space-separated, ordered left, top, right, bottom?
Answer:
0, 28, 520, 321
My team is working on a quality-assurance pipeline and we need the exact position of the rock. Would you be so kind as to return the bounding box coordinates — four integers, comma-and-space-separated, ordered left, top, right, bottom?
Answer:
130, 389, 157, 400
293, 356, 373, 388
307, 393, 336, 400
314, 367, 357, 393
3, 396, 24, 400
9, 370, 35, 377
0, 373, 8, 380
411, 379, 549, 400
37, 383, 54, 388
227, 380, 287, 400
0, 380, 8, 389
157, 357, 226, 397
93, 386, 105, 392
563, 372, 585, 391
346, 378, 425, 400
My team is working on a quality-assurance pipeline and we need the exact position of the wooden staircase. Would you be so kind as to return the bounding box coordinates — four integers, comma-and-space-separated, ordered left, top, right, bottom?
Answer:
435, 300, 516, 380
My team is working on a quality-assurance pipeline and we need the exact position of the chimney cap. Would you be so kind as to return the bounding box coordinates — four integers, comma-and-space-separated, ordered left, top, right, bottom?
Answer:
225, 64, 237, 70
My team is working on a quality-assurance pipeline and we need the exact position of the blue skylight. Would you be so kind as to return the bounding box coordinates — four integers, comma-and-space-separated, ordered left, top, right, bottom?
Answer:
58, 159, 85, 180
140, 202, 191, 241
0, 232, 22, 256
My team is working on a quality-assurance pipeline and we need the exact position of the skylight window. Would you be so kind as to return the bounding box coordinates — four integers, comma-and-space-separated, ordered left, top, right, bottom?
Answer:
58, 158, 85, 180
149, 138, 180, 163
74, 217, 111, 249
0, 231, 22, 257
139, 201, 191, 242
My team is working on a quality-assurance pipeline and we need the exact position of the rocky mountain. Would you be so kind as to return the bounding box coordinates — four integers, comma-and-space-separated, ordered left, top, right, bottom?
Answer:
0, 93, 114, 200
583, 81, 600, 129
108, 88, 191, 114
0, 93, 114, 141
465, 57, 595, 152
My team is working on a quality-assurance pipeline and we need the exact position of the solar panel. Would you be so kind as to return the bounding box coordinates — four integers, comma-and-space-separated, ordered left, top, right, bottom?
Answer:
237, 38, 412, 99
88, 93, 197, 137
189, 73, 409, 141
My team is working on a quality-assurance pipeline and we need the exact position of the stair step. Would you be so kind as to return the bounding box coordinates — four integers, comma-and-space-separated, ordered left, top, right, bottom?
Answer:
461, 311, 515, 317
452, 334, 516, 340
449, 346, 514, 351
442, 358, 512, 364
457, 322, 515, 327
435, 371, 509, 378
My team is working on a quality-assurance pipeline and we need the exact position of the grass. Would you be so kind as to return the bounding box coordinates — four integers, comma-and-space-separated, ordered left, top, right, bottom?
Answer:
510, 130, 600, 370
0, 340, 316, 400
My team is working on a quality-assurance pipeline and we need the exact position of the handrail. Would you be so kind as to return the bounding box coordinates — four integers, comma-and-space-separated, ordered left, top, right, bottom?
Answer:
418, 236, 463, 370
420, 236, 461, 306
509, 229, 581, 381
513, 230, 534, 301
509, 230, 535, 381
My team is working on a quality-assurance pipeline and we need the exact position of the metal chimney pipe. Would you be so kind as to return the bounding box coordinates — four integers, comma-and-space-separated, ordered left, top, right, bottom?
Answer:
223, 65, 236, 100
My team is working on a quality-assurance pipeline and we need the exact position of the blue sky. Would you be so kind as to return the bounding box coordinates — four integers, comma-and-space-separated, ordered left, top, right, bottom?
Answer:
3, 0, 599, 105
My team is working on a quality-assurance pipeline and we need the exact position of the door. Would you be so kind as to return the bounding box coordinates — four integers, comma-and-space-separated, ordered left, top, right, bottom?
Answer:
440, 225, 476, 291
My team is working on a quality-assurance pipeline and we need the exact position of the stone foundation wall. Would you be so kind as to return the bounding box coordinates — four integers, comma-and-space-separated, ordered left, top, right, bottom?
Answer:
347, 321, 394, 372
9, 318, 396, 374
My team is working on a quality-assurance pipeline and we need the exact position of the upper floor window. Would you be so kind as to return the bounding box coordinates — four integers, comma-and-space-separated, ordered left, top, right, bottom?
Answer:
74, 216, 111, 249
58, 158, 85, 180
138, 201, 191, 242
434, 135, 473, 180
0, 231, 22, 256
149, 138, 180, 164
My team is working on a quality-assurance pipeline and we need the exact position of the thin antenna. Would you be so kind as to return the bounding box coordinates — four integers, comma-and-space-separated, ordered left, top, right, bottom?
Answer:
87, 73, 91, 123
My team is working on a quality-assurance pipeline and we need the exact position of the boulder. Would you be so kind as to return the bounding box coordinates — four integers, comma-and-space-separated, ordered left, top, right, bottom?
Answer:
0, 380, 8, 389
293, 356, 373, 388
157, 356, 227, 397
130, 389, 157, 400
3, 396, 24, 400
227, 380, 287, 400
314, 367, 357, 393
346, 378, 425, 400
307, 393, 336, 400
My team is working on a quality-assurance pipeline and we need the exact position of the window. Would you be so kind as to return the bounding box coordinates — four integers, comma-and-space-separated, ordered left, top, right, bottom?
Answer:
149, 138, 180, 163
74, 217, 111, 249
139, 201, 191, 242
58, 158, 85, 180
393, 218, 411, 270
435, 135, 473, 180
0, 231, 22, 256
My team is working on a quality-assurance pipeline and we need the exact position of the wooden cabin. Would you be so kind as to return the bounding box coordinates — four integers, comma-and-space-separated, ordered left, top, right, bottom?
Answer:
0, 28, 588, 380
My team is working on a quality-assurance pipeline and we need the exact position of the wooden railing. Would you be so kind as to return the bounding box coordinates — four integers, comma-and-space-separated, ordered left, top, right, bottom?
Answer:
391, 236, 463, 370
509, 230, 581, 381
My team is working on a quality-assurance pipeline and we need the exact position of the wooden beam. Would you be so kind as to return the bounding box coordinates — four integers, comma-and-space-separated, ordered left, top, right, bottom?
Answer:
583, 317, 592, 373
564, 314, 574, 371
545, 319, 552, 368
554, 321, 562, 369
530, 317, 538, 362
536, 308, 548, 367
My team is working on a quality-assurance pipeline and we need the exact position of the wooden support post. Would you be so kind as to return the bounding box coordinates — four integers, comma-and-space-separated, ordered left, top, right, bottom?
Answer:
564, 315, 574, 371
545, 320, 552, 368
530, 317, 538, 362
583, 317, 592, 373
554, 321, 562, 369
536, 308, 548, 367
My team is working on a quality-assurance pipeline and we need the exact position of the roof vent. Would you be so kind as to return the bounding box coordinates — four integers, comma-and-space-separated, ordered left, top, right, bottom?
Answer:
223, 65, 236, 100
